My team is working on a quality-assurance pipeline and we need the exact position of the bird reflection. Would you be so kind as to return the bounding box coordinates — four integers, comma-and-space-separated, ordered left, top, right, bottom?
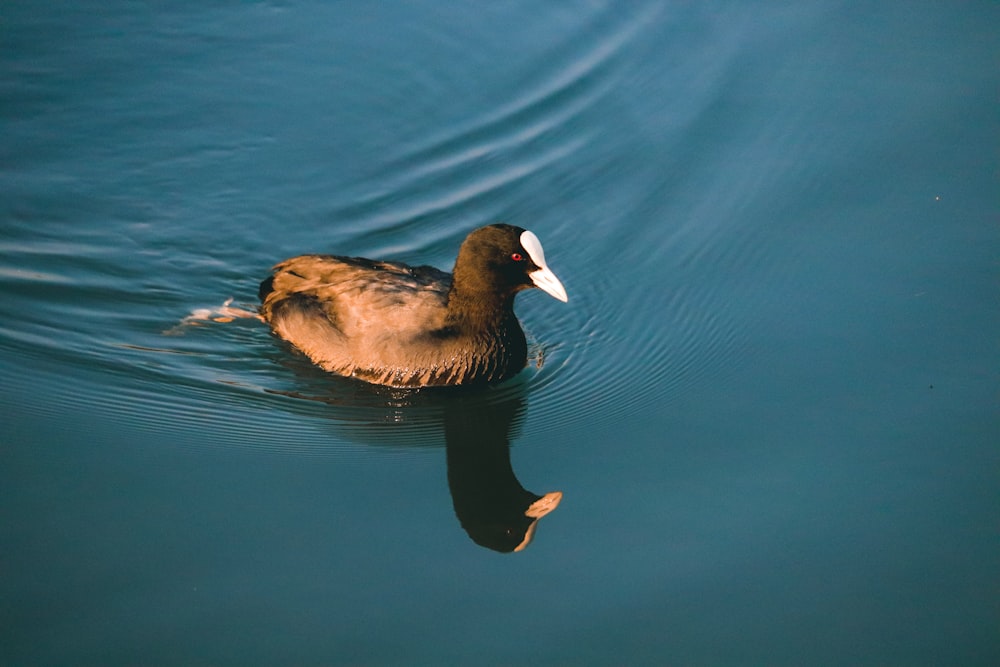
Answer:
443, 390, 562, 553
264, 361, 562, 553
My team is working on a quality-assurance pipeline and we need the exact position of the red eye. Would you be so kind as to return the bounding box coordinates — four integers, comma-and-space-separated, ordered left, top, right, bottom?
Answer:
511, 253, 524, 261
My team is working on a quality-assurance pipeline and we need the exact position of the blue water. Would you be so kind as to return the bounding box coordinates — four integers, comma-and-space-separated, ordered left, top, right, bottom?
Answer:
2, 1, 998, 664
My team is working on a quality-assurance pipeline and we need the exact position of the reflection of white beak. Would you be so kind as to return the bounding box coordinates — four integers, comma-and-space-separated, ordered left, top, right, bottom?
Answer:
514, 491, 564, 552
521, 231, 568, 302
525, 490, 563, 518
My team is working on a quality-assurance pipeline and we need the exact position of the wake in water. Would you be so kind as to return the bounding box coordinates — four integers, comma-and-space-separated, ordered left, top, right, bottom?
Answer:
163, 298, 262, 335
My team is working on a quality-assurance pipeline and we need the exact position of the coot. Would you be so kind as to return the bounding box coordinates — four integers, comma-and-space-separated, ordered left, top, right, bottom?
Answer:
259, 224, 567, 387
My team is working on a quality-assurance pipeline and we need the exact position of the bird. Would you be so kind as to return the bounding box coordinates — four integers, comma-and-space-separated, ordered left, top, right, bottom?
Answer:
259, 224, 567, 388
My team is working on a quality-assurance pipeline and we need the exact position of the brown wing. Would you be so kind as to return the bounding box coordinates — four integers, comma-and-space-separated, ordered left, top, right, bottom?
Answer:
260, 255, 453, 374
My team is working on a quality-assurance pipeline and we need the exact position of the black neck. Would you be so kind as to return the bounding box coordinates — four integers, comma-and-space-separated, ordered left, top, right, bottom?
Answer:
445, 261, 519, 333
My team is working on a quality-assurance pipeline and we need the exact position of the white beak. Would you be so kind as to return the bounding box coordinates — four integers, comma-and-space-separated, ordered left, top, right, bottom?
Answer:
521, 230, 568, 302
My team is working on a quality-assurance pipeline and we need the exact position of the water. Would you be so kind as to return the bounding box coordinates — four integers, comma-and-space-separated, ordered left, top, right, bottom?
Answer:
3, 1, 998, 664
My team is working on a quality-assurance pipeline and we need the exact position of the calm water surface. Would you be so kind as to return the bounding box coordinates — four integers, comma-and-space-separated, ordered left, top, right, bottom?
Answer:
2, 1, 998, 665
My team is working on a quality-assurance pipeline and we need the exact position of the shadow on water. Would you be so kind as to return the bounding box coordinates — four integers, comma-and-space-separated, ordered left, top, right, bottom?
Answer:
269, 366, 563, 553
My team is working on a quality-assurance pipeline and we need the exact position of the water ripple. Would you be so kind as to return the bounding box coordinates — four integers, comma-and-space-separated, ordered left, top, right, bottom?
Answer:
1, 0, 751, 457
324, 4, 662, 258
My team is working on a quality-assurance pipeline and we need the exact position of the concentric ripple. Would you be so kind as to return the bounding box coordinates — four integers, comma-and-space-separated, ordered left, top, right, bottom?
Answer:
1, 0, 772, 458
